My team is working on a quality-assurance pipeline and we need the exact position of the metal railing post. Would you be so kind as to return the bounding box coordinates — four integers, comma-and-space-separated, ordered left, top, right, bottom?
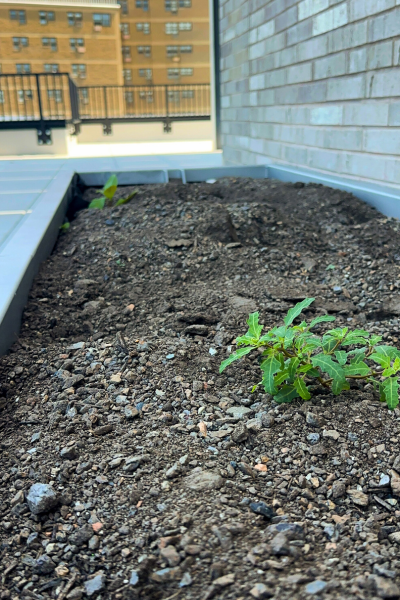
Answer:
103, 86, 111, 134
36, 74, 51, 145
164, 84, 171, 133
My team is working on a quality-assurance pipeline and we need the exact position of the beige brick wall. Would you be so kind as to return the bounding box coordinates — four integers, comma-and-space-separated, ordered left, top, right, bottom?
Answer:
219, 0, 400, 187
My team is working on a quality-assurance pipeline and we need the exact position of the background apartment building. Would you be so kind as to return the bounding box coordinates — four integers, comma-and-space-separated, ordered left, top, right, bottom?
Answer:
0, 0, 210, 87
0, 0, 123, 84
119, 0, 210, 86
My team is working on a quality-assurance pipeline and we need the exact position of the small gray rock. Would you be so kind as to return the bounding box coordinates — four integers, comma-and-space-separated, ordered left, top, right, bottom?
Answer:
307, 433, 320, 445
166, 462, 181, 479
232, 422, 248, 443
84, 573, 106, 597
60, 446, 79, 460
271, 533, 290, 556
226, 406, 252, 419
26, 483, 58, 515
124, 405, 139, 419
33, 555, 56, 574
305, 580, 327, 594
306, 412, 320, 427
183, 468, 223, 491
332, 480, 346, 499
69, 525, 93, 546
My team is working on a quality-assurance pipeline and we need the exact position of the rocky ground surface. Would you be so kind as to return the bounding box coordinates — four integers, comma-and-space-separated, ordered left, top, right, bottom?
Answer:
1, 178, 400, 600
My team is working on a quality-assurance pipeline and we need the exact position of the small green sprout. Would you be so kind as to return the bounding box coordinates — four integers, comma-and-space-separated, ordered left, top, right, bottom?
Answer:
220, 298, 400, 410
89, 174, 138, 210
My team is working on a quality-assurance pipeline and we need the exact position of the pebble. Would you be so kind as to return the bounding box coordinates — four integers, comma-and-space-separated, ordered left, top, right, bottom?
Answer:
250, 583, 274, 599
183, 468, 224, 491
347, 489, 369, 507
250, 502, 274, 519
226, 406, 252, 418
307, 433, 320, 444
305, 580, 327, 594
84, 573, 106, 596
26, 483, 58, 515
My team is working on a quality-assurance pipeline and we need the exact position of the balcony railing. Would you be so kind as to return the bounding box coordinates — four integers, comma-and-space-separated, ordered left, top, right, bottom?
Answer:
0, 73, 211, 142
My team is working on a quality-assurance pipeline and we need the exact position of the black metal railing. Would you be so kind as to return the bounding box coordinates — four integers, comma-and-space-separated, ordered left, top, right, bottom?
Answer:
0, 73, 211, 142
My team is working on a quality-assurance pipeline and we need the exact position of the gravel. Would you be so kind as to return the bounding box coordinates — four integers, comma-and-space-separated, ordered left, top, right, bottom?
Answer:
1, 177, 400, 599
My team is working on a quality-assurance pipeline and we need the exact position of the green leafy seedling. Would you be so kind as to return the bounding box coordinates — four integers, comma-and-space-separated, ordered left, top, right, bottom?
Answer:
89, 174, 138, 209
60, 222, 70, 231
220, 298, 400, 410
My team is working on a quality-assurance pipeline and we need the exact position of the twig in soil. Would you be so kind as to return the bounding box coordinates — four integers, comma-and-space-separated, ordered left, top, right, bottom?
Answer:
373, 495, 394, 512
57, 574, 77, 600
163, 591, 181, 600
2, 560, 18, 584
225, 210, 240, 244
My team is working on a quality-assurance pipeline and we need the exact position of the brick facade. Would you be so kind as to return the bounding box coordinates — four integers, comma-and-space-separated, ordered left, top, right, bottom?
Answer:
219, 0, 400, 187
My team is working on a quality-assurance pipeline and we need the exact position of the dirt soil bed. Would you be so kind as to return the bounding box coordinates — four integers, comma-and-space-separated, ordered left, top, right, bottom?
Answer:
2, 178, 400, 600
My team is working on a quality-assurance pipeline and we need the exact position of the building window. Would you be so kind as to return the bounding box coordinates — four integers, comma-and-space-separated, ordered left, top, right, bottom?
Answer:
138, 68, 152, 79
166, 44, 192, 56
17, 89, 33, 103
10, 10, 26, 24
72, 64, 86, 78
125, 91, 134, 104
167, 67, 193, 78
168, 90, 180, 102
167, 68, 180, 78
39, 11, 55, 25
67, 12, 82, 26
79, 88, 89, 104
70, 38, 85, 51
16, 64, 31, 74
136, 22, 150, 34
123, 68, 132, 83
13, 37, 29, 50
139, 90, 153, 102
47, 89, 62, 103
137, 45, 151, 57
165, 22, 192, 35
118, 0, 128, 15
42, 37, 57, 51
121, 23, 130, 36
0, 91, 4, 104
181, 89, 194, 98
165, 0, 191, 8
93, 13, 111, 26
122, 46, 131, 60
136, 0, 149, 9
44, 63, 59, 73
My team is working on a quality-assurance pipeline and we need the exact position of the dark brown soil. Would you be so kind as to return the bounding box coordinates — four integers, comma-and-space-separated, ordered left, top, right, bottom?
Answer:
1, 178, 400, 600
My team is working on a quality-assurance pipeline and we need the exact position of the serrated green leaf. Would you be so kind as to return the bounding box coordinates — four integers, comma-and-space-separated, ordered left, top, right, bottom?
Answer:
297, 364, 318, 375
393, 357, 400, 373
89, 196, 106, 209
274, 385, 299, 404
374, 345, 400, 359
334, 351, 347, 365
349, 349, 367, 364
274, 369, 289, 386
322, 337, 337, 354
273, 326, 287, 339
284, 297, 315, 327
383, 367, 397, 377
370, 353, 391, 369
311, 354, 346, 384
261, 355, 282, 394
293, 377, 311, 400
369, 335, 383, 346
309, 315, 336, 328
246, 312, 263, 341
287, 358, 300, 382
344, 363, 371, 376
379, 382, 386, 403
259, 332, 276, 344
382, 377, 399, 410
115, 189, 138, 206
236, 333, 257, 346
102, 174, 118, 200
342, 337, 371, 347
219, 346, 254, 373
